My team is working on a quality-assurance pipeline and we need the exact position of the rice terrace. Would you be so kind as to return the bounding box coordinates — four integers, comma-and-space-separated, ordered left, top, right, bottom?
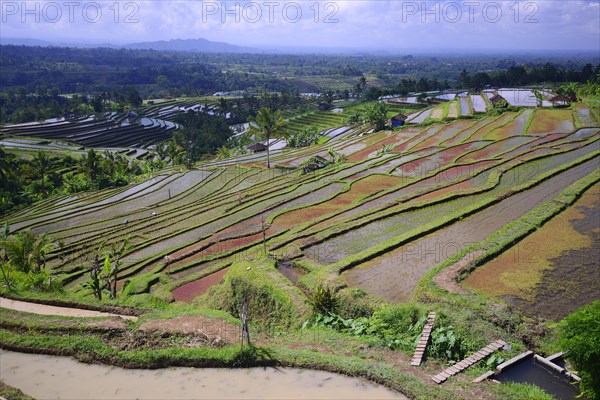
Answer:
1, 3, 600, 399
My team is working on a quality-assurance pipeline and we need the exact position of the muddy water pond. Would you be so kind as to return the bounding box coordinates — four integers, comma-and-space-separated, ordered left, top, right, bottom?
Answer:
494, 357, 580, 400
0, 350, 406, 400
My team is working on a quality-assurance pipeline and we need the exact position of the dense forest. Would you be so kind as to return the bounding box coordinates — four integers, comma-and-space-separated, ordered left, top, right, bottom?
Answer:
1, 44, 598, 124
1, 45, 598, 95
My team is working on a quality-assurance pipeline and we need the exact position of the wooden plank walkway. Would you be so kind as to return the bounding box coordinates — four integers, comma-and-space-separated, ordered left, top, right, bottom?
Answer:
432, 339, 506, 384
411, 311, 436, 366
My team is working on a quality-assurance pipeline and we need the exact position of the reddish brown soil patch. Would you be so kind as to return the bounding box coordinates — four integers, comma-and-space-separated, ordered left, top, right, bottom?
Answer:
433, 250, 487, 294
273, 175, 403, 227
394, 156, 434, 176
417, 180, 473, 203
437, 142, 486, 163
242, 161, 266, 168
532, 133, 567, 146
455, 142, 501, 163
139, 314, 239, 344
389, 128, 436, 154
172, 268, 230, 302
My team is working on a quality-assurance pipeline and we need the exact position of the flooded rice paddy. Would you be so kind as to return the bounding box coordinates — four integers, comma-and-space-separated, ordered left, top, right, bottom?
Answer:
342, 158, 598, 302
464, 182, 600, 320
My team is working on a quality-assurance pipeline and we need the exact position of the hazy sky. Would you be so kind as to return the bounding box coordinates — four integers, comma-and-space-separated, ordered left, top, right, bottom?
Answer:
1, 0, 599, 51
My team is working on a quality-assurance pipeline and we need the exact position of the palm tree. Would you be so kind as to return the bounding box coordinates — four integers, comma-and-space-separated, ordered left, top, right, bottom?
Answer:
2, 230, 52, 275
0, 222, 12, 290
0, 146, 13, 189
155, 143, 168, 161
247, 107, 288, 168
32, 233, 52, 273
559, 82, 579, 101
30, 151, 53, 194
80, 148, 101, 181
532, 89, 545, 108
165, 140, 184, 166
218, 97, 229, 117
365, 102, 390, 132
2, 230, 36, 274
215, 145, 232, 160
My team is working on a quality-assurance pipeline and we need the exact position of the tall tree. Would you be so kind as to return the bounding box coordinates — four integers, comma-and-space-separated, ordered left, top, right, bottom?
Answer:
247, 107, 288, 168
364, 102, 390, 132
0, 146, 14, 189
558, 82, 579, 101
30, 151, 53, 194
80, 148, 101, 182
173, 110, 231, 168
532, 89, 545, 108
2, 230, 37, 274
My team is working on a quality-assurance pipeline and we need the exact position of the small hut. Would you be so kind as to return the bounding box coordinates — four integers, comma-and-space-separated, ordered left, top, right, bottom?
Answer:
390, 113, 408, 128
247, 142, 267, 153
318, 102, 331, 112
549, 94, 571, 107
489, 94, 508, 108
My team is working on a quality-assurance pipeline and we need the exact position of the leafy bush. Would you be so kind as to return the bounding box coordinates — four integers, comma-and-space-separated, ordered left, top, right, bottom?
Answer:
288, 126, 320, 148
204, 260, 300, 331
427, 325, 464, 363
558, 301, 600, 400
0, 264, 61, 293
309, 285, 340, 316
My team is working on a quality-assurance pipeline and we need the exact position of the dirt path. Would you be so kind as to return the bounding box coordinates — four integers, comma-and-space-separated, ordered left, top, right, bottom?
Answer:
0, 297, 138, 321
433, 250, 487, 294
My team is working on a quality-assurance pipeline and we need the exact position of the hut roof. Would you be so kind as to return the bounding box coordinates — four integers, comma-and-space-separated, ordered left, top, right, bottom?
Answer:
247, 142, 267, 152
549, 94, 571, 103
391, 113, 408, 121
489, 94, 506, 103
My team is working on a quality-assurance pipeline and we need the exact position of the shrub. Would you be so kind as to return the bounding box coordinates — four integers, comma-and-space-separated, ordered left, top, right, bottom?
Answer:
204, 259, 300, 331
309, 285, 340, 316
558, 301, 600, 400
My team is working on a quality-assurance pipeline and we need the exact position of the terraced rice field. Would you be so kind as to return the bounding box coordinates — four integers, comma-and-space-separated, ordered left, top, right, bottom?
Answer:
2, 103, 598, 308
470, 95, 488, 113
459, 96, 472, 116
447, 101, 459, 119
1, 113, 179, 148
464, 183, 600, 320
496, 89, 553, 107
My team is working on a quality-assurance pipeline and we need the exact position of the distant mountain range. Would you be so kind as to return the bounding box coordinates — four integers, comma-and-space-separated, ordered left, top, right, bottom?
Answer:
0, 37, 257, 54
0, 38, 55, 47
125, 38, 255, 53
2, 37, 597, 57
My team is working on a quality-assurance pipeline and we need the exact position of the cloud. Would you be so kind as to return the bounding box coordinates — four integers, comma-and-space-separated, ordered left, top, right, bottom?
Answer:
0, 0, 598, 50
